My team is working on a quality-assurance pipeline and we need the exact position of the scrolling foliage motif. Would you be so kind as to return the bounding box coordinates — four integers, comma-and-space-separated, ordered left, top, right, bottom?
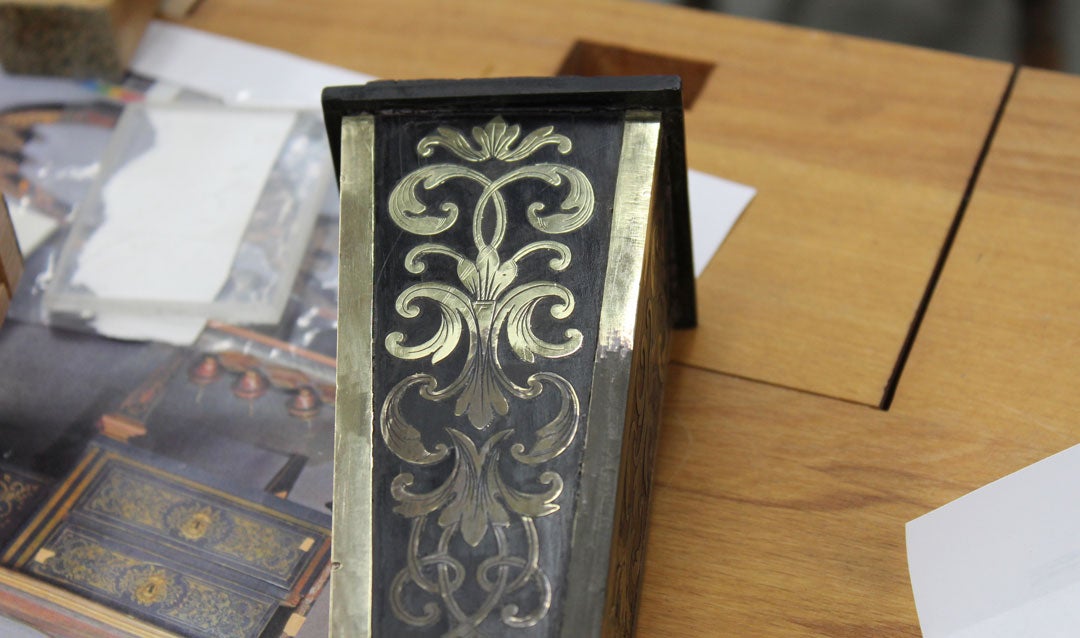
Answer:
382, 117, 592, 635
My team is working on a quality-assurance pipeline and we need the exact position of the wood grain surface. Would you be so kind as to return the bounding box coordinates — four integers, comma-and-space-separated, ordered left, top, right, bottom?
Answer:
641, 365, 932, 637
893, 67, 1080, 474
172, 2, 1072, 636
183, 0, 1011, 406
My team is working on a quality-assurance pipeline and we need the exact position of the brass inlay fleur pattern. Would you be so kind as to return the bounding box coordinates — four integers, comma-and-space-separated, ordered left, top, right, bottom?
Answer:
383, 117, 592, 635
417, 117, 572, 162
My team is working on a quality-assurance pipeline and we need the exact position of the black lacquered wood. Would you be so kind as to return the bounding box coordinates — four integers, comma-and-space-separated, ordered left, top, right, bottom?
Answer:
366, 112, 621, 636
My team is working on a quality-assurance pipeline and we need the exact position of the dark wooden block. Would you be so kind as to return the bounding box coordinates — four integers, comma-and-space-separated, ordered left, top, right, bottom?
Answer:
325, 76, 693, 638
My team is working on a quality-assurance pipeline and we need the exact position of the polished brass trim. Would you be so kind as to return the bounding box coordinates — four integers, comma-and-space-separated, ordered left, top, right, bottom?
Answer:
331, 114, 376, 638
560, 113, 662, 638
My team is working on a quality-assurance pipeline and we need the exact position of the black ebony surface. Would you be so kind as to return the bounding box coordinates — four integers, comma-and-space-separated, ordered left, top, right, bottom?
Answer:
369, 111, 621, 636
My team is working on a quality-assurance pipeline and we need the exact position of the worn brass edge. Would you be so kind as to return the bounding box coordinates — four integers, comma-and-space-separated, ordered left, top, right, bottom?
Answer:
331, 114, 375, 637
559, 113, 662, 638
602, 116, 670, 638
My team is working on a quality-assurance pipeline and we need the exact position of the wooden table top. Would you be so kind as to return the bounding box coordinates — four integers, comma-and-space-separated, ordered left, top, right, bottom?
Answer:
180, 1, 1080, 635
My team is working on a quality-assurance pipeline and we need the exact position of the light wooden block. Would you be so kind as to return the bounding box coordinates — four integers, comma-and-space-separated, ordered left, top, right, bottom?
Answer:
0, 0, 157, 78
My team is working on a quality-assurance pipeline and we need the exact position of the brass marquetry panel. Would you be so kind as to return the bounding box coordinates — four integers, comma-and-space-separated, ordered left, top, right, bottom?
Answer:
378, 116, 597, 635
327, 76, 688, 638
0, 466, 49, 542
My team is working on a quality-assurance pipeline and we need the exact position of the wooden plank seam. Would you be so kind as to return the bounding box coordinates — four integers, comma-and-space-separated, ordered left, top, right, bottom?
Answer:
879, 64, 1021, 410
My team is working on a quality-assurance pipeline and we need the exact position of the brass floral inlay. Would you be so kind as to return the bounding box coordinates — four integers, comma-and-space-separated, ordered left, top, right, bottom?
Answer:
383, 117, 592, 635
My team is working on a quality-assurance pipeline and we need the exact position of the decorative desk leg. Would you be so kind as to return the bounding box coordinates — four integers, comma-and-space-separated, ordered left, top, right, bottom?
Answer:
327, 77, 694, 638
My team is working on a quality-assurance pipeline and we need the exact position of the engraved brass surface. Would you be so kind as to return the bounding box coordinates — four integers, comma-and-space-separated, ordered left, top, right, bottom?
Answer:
381, 117, 592, 634
0, 473, 40, 518
560, 115, 663, 638
0, 566, 181, 638
333, 104, 671, 638
80, 464, 314, 581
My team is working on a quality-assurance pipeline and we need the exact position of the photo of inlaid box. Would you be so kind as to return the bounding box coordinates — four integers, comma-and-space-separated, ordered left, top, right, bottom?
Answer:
323, 76, 694, 637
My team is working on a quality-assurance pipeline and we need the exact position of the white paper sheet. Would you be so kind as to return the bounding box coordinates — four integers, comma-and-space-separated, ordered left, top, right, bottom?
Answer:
0, 616, 48, 638
907, 443, 1080, 637
0, 72, 98, 110
72, 108, 295, 306
131, 22, 376, 109
687, 169, 756, 275
92, 311, 208, 345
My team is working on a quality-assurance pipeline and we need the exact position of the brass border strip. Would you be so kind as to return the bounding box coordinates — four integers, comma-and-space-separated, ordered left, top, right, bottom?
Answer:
330, 114, 376, 637
559, 113, 661, 638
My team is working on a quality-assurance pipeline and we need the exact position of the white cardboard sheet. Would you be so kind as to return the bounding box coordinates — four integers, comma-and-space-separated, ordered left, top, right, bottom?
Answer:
908, 443, 1080, 637
687, 169, 755, 275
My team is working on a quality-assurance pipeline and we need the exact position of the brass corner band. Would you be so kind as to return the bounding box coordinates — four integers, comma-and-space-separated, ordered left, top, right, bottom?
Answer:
333, 114, 376, 636
333, 109, 667, 637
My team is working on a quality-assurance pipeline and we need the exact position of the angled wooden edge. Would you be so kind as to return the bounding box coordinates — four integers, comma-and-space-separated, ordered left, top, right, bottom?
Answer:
0, 195, 21, 294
